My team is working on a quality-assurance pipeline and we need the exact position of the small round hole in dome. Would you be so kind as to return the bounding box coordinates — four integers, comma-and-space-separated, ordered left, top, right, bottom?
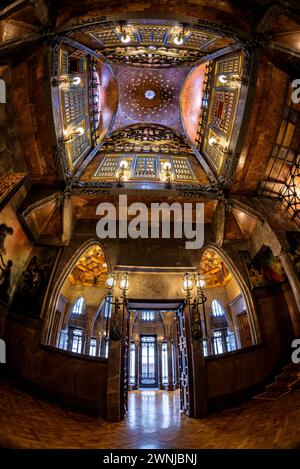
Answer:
145, 90, 156, 100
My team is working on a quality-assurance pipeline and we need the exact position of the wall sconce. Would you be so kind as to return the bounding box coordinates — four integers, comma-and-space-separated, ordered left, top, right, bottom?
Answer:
52, 76, 82, 87
116, 160, 128, 187
62, 126, 84, 142
162, 161, 172, 189
119, 24, 131, 43
208, 136, 231, 155
218, 74, 243, 86
173, 25, 187, 45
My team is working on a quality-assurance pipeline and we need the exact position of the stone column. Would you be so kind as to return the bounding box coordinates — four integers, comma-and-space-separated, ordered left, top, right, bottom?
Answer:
96, 336, 101, 357
106, 339, 122, 421
84, 334, 91, 355
191, 337, 208, 418
278, 250, 300, 336
167, 339, 175, 390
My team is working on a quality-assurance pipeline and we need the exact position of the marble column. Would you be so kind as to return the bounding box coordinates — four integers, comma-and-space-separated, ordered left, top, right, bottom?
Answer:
279, 250, 300, 336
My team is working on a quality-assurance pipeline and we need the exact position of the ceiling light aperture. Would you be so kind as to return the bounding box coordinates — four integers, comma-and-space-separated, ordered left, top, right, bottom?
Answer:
145, 90, 156, 100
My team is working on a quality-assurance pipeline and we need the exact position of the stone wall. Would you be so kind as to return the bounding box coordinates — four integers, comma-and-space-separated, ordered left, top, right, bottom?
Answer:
204, 282, 294, 411
2, 312, 108, 415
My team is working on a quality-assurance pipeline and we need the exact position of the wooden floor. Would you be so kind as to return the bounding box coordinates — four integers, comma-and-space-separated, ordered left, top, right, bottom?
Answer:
1, 379, 300, 449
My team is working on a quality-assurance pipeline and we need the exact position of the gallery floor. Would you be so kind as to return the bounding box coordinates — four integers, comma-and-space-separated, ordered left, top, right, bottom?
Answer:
0, 378, 299, 449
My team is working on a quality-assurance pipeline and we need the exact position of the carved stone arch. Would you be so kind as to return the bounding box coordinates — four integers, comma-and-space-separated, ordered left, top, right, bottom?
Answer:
90, 294, 108, 332
42, 238, 111, 345
62, 295, 87, 330
198, 242, 260, 344
129, 311, 138, 338
158, 311, 168, 340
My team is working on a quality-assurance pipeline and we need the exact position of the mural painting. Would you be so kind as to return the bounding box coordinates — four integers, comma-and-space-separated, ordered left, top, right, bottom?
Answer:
243, 247, 286, 288
12, 248, 58, 317
0, 204, 32, 304
0, 204, 58, 317
286, 231, 300, 275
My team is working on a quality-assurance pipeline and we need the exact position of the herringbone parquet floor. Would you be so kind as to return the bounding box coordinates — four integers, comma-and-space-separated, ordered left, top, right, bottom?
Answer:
0, 379, 300, 449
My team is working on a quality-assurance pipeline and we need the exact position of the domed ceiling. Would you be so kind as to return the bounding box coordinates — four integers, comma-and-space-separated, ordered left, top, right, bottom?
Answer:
111, 64, 189, 134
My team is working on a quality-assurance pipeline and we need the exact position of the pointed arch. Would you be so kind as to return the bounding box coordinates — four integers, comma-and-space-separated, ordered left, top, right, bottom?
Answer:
199, 243, 260, 345
42, 238, 111, 346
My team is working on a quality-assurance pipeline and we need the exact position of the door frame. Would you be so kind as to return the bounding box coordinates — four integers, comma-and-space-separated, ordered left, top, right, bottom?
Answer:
139, 334, 159, 389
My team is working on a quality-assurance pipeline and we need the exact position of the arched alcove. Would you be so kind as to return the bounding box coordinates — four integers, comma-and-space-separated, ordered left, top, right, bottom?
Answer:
43, 240, 110, 355
199, 245, 260, 354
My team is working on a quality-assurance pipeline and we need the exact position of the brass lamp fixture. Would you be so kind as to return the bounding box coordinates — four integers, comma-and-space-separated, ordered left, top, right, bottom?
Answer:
162, 161, 172, 189
173, 24, 188, 45
61, 126, 84, 142
118, 23, 131, 43
208, 136, 232, 156
104, 272, 130, 342
116, 160, 128, 187
52, 76, 82, 87
183, 272, 208, 346
218, 74, 243, 86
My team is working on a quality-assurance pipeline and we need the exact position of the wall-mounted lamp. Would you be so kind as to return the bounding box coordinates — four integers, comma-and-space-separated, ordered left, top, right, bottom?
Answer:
52, 76, 82, 87
196, 273, 206, 290
208, 136, 231, 155
218, 74, 243, 86
173, 25, 188, 45
162, 161, 172, 189
119, 24, 131, 43
116, 160, 128, 187
61, 126, 84, 142
120, 33, 131, 43
174, 35, 184, 45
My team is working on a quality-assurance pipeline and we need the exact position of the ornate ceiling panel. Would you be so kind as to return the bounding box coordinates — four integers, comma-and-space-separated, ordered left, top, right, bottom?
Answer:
199, 248, 232, 288
99, 125, 193, 155
258, 85, 300, 221
181, 63, 206, 144
111, 64, 189, 134
68, 244, 108, 286
88, 23, 227, 66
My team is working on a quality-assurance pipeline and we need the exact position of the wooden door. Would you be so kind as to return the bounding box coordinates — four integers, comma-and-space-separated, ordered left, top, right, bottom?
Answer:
237, 311, 252, 348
